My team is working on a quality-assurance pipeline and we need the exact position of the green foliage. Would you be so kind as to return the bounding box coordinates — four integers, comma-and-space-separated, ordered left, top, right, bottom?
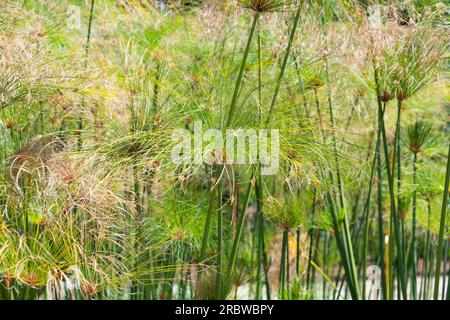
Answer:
0, 0, 448, 301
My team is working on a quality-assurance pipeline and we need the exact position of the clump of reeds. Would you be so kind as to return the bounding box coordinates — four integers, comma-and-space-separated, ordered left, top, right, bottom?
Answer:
1, 0, 449, 302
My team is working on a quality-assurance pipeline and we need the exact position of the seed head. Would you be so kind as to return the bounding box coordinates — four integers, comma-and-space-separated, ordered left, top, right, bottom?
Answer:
396, 90, 407, 101
379, 89, 394, 102
306, 76, 325, 89
405, 121, 432, 155
82, 282, 98, 299
237, 0, 292, 13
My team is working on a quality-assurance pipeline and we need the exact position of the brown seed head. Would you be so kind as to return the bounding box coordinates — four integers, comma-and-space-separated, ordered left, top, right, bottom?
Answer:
379, 90, 394, 102
238, 0, 290, 13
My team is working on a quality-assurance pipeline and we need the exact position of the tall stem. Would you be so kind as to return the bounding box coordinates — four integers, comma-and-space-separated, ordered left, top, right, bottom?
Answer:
255, 25, 264, 300
359, 119, 383, 299
306, 189, 317, 292
279, 229, 289, 299
255, 170, 265, 299
226, 13, 259, 128
226, 173, 254, 281
200, 188, 215, 261
324, 57, 359, 301
377, 146, 387, 299
374, 66, 408, 299
411, 152, 418, 299
434, 143, 450, 299
393, 99, 407, 274
442, 240, 448, 300
423, 202, 432, 299
215, 182, 223, 299
265, 4, 302, 125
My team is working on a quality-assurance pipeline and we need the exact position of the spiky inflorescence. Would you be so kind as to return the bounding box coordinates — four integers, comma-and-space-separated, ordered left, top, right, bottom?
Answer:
393, 30, 447, 101
237, 0, 292, 13
405, 120, 432, 154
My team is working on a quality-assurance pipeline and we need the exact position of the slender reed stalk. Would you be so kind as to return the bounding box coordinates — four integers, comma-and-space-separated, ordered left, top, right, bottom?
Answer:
306, 190, 317, 292
255, 23, 264, 300
377, 147, 387, 299
200, 189, 216, 261
406, 120, 432, 299
324, 53, 359, 302
255, 175, 265, 299
411, 151, 419, 299
265, 3, 302, 125
374, 65, 408, 299
225, 173, 254, 280
434, 143, 450, 299
392, 99, 409, 292
215, 182, 223, 299
446, 252, 450, 299
262, 242, 272, 300
442, 240, 449, 300
226, 12, 259, 127
279, 228, 289, 298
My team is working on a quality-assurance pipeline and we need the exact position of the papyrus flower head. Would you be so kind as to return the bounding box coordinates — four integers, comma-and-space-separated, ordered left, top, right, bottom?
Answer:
237, 0, 293, 13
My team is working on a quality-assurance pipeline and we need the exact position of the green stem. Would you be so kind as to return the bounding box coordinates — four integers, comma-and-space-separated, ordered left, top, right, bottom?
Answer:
262, 242, 272, 300
442, 240, 448, 300
325, 62, 360, 300
306, 190, 317, 291
411, 152, 418, 299
374, 67, 407, 300
393, 99, 407, 274
265, 3, 302, 125
446, 245, 450, 299
279, 229, 289, 299
322, 232, 330, 299
255, 172, 265, 299
377, 145, 387, 299
215, 182, 223, 299
200, 188, 215, 261
434, 143, 450, 299
358, 123, 382, 299
226, 173, 254, 281
226, 12, 259, 127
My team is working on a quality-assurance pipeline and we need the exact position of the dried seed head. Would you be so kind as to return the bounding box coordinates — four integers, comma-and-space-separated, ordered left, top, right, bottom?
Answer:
82, 282, 98, 299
